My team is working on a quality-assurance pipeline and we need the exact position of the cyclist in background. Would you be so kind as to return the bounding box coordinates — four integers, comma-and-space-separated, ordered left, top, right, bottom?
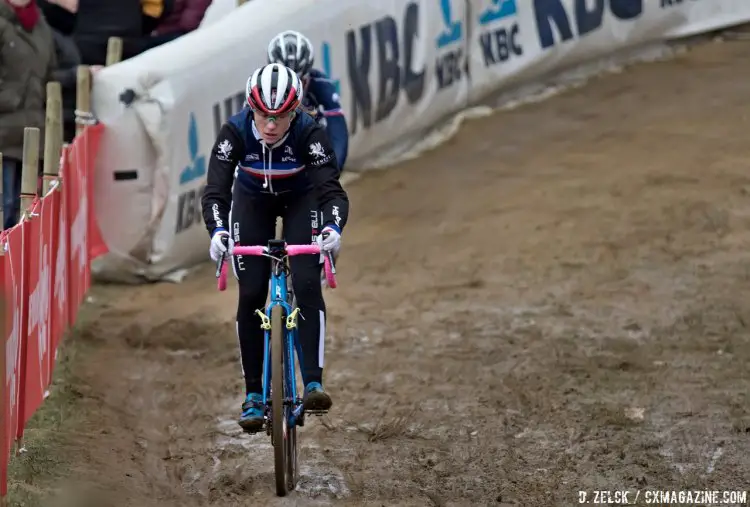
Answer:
201, 63, 350, 433
267, 30, 348, 174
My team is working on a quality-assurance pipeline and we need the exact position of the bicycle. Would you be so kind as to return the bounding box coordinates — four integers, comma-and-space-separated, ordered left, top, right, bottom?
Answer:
215, 237, 337, 496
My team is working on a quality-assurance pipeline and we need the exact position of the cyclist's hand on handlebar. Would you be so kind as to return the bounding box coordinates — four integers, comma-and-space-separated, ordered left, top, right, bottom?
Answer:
210, 229, 232, 262
320, 226, 341, 255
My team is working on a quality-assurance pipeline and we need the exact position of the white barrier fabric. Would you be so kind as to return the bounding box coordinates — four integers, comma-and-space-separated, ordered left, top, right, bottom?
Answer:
90, 0, 750, 281
198, 0, 237, 30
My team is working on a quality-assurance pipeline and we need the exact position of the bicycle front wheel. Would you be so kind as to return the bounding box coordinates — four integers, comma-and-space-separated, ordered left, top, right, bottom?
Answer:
284, 284, 300, 491
271, 305, 288, 496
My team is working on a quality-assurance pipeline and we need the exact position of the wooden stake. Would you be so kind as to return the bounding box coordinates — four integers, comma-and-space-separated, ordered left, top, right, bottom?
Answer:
20, 128, 40, 217
43, 82, 63, 195
106, 36, 123, 66
75, 66, 91, 137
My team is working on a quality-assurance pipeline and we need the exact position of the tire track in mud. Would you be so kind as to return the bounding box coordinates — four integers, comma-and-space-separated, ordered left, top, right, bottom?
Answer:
56, 290, 353, 506
49, 37, 750, 506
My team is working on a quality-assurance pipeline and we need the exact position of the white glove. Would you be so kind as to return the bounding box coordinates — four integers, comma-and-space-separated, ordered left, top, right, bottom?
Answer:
320, 226, 341, 255
210, 229, 231, 262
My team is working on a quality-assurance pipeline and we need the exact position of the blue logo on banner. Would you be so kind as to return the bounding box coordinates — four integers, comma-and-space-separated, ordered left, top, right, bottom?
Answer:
476, 0, 522, 67
435, 0, 468, 91
479, 0, 517, 26
321, 42, 341, 95
179, 113, 206, 185
436, 0, 462, 49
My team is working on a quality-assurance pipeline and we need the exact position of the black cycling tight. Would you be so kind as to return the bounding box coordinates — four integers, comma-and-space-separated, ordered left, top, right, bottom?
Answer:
230, 186, 326, 394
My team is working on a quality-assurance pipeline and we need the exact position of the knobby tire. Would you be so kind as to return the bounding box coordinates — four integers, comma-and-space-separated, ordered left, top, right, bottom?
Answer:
286, 288, 299, 491
271, 305, 288, 496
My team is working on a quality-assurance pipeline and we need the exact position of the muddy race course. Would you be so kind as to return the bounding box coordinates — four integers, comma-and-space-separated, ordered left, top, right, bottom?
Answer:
20, 37, 750, 506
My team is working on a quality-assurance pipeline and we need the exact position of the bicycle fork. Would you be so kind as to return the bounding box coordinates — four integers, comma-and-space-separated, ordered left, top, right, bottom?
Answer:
258, 304, 305, 429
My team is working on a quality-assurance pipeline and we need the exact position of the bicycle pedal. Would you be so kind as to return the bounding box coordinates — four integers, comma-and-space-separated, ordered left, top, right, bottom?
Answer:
241, 426, 265, 435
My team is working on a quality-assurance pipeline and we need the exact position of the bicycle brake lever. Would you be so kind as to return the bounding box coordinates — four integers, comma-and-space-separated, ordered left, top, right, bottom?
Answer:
320, 231, 337, 274
326, 251, 336, 275
215, 235, 229, 278
215, 251, 225, 278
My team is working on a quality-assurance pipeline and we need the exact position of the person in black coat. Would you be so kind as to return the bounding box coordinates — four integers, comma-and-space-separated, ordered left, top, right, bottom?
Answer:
48, 27, 85, 143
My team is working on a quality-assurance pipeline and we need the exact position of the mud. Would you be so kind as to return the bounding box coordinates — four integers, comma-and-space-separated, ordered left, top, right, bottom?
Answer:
44, 38, 750, 506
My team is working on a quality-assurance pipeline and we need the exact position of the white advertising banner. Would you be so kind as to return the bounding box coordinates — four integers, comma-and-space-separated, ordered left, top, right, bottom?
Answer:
90, 0, 750, 281
466, 0, 750, 102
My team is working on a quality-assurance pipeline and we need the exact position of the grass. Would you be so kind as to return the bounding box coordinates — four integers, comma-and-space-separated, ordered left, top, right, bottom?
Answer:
5, 311, 94, 507
353, 407, 420, 443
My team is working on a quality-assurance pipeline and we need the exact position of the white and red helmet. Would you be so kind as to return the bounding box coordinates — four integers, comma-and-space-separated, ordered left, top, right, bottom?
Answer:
245, 63, 303, 115
267, 30, 315, 79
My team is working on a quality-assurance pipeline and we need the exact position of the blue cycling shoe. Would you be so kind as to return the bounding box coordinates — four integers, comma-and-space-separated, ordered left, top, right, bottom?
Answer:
303, 382, 333, 412
238, 393, 264, 433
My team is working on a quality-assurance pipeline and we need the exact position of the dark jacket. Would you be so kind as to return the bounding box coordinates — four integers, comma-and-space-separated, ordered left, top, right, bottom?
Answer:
37, 0, 76, 35
50, 28, 80, 142
201, 108, 349, 238
153, 0, 210, 35
72, 0, 144, 64
0, 2, 57, 161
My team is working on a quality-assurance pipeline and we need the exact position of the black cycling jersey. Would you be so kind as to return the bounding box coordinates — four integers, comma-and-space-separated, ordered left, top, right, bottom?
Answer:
201, 106, 349, 238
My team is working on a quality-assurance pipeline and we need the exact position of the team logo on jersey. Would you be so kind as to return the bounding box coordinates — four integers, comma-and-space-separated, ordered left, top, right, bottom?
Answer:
309, 142, 326, 158
217, 139, 232, 161
282, 145, 296, 162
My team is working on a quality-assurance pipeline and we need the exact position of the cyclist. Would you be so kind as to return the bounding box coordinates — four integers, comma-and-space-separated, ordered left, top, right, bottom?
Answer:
267, 30, 348, 174
201, 63, 350, 433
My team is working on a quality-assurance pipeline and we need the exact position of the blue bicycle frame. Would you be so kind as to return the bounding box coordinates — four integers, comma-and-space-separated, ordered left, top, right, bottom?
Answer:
216, 234, 335, 496
260, 250, 305, 427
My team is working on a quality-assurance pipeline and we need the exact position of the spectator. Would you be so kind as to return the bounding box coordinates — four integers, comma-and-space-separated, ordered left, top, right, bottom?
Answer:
37, 0, 75, 34
147, 0, 210, 49
141, 0, 173, 36
0, 0, 57, 229
49, 27, 95, 143
71, 0, 144, 65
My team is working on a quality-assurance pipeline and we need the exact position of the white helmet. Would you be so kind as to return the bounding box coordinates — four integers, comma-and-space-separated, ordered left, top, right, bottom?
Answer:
245, 63, 303, 115
267, 30, 315, 79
